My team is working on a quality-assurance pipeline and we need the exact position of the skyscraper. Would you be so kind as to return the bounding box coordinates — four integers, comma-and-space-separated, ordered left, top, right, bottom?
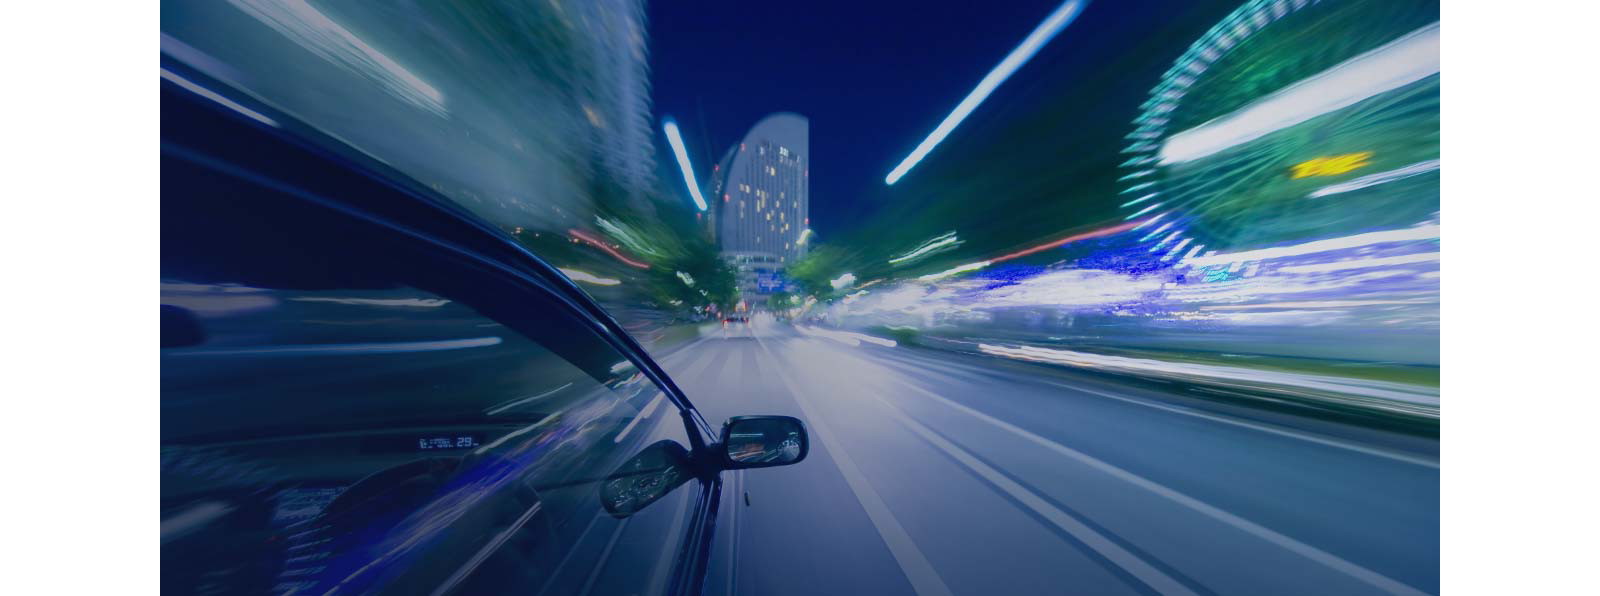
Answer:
704, 113, 809, 298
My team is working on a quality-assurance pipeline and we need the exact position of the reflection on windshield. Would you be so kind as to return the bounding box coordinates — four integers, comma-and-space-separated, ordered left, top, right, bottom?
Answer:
160, 281, 695, 594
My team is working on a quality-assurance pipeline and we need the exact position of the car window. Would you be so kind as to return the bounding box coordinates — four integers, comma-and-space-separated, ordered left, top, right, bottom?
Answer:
162, 280, 700, 596
161, 160, 704, 594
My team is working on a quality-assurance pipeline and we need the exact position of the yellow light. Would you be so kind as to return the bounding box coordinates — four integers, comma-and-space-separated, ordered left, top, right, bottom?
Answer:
1290, 152, 1374, 179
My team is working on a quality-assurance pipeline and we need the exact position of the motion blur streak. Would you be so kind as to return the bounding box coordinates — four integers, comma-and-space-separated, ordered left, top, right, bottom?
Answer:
1276, 252, 1440, 275
568, 229, 651, 269
1159, 21, 1439, 165
290, 297, 450, 307
662, 119, 709, 211
884, 0, 1090, 185
890, 232, 963, 265
557, 268, 622, 286
989, 220, 1145, 263
798, 325, 899, 347
483, 382, 575, 416
226, 0, 445, 116
978, 344, 1438, 409
917, 261, 990, 282
159, 69, 278, 127
165, 337, 504, 357
1308, 159, 1442, 199
1183, 224, 1439, 267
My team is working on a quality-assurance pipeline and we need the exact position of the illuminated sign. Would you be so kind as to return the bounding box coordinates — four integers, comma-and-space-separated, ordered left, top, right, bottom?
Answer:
1290, 152, 1374, 179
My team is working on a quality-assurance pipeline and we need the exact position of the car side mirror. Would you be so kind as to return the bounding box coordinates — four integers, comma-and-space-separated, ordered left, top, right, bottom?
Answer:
720, 415, 808, 469
600, 440, 694, 518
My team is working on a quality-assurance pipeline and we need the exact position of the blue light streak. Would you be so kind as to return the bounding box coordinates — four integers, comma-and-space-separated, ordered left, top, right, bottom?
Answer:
662, 118, 708, 211
884, 0, 1090, 185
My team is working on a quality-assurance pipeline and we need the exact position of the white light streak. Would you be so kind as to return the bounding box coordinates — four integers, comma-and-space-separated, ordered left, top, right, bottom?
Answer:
559, 268, 621, 286
918, 261, 990, 282
1183, 224, 1439, 267
228, 0, 445, 116
885, 0, 1090, 184
662, 120, 708, 211
1159, 22, 1438, 165
290, 297, 449, 307
166, 337, 501, 357
979, 343, 1438, 407
831, 273, 858, 291
160, 69, 278, 127
1275, 252, 1439, 274
890, 232, 963, 265
1307, 159, 1440, 198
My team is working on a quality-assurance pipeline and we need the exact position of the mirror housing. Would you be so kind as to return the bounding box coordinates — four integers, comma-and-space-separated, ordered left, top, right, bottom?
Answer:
600, 440, 694, 518
720, 415, 809, 469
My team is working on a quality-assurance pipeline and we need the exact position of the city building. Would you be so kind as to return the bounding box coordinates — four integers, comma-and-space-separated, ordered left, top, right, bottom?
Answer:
704, 113, 810, 300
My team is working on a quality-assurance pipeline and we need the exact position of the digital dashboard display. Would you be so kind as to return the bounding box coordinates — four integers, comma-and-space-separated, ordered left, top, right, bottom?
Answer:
358, 432, 487, 454
418, 435, 479, 450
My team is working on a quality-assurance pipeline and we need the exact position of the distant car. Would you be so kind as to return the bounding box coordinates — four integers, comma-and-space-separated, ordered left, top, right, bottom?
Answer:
722, 316, 749, 325
161, 62, 807, 596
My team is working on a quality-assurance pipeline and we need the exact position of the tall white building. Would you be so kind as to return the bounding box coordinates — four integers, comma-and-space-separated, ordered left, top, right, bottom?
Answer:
707, 113, 810, 267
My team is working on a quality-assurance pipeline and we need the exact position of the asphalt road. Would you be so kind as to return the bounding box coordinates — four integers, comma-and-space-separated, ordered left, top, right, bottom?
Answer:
658, 323, 1439, 596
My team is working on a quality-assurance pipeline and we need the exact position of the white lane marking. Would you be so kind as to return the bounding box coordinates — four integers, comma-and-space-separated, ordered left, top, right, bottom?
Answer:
485, 382, 575, 416
866, 390, 1199, 596
873, 353, 1437, 469
614, 392, 666, 444
1043, 381, 1438, 469
754, 337, 956, 596
675, 343, 729, 386
896, 381, 1430, 596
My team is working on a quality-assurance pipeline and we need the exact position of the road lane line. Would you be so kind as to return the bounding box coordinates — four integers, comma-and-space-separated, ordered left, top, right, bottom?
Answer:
864, 390, 1200, 595
895, 381, 1430, 596
754, 337, 956, 596
1043, 381, 1438, 469
872, 352, 1436, 469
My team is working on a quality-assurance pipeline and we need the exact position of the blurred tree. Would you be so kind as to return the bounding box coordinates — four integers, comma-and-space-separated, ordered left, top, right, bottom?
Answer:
786, 245, 849, 300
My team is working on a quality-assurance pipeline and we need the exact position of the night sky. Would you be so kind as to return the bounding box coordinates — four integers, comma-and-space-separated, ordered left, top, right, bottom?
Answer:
647, 0, 1238, 245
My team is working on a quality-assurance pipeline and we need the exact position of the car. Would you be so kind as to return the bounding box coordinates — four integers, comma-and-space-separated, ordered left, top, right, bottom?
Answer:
160, 59, 808, 596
